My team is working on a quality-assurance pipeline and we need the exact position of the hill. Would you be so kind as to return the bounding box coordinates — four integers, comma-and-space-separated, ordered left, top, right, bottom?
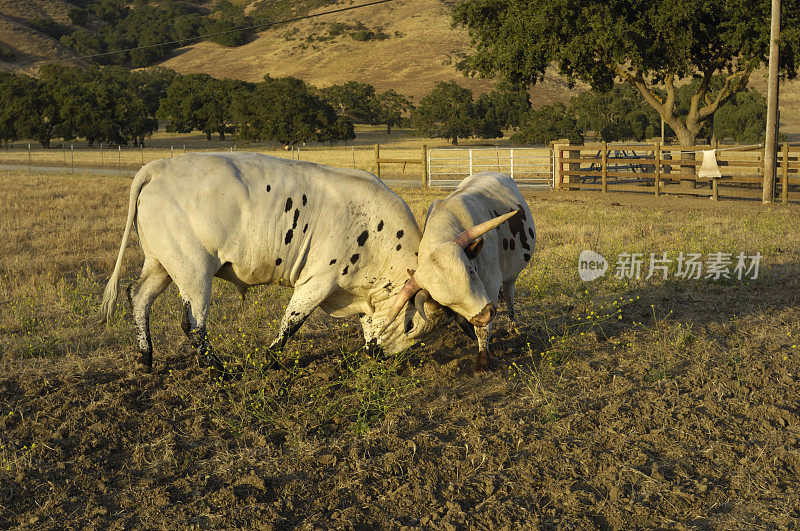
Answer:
158, 0, 582, 105
0, 0, 85, 74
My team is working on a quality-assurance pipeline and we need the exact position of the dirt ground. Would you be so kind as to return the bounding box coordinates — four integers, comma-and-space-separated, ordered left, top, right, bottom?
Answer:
1, 172, 799, 529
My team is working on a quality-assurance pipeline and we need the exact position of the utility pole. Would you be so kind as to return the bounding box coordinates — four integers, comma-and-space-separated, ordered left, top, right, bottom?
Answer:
763, 0, 781, 203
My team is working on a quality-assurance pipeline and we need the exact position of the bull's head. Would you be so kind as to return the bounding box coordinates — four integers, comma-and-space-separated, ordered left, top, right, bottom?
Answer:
379, 209, 518, 335
374, 277, 446, 352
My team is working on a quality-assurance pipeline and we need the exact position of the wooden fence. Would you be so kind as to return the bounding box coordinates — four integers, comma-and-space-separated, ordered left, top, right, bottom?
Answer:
554, 141, 800, 203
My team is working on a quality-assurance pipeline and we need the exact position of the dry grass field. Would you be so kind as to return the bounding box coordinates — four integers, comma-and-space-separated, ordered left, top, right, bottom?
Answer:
1, 165, 800, 527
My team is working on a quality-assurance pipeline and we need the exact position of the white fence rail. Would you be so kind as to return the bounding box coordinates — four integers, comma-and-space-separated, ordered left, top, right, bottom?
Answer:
427, 147, 554, 188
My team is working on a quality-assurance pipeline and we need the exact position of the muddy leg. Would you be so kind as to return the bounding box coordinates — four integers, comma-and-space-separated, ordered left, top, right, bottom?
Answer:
180, 290, 223, 375
129, 260, 171, 372
501, 280, 521, 337
268, 277, 335, 359
475, 323, 494, 371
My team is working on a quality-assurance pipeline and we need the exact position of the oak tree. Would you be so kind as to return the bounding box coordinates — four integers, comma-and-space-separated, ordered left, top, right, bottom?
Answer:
453, 0, 800, 146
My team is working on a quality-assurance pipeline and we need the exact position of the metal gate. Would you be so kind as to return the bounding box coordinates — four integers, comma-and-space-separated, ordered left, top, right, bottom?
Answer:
427, 147, 554, 188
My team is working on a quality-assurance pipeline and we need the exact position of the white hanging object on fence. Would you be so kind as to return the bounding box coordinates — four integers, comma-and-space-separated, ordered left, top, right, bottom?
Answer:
698, 150, 722, 179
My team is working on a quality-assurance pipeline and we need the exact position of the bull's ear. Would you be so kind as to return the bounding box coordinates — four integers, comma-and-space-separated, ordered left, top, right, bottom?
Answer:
465, 238, 484, 259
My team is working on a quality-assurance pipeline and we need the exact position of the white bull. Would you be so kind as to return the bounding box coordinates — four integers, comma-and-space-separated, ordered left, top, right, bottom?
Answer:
100, 152, 444, 373
381, 171, 535, 370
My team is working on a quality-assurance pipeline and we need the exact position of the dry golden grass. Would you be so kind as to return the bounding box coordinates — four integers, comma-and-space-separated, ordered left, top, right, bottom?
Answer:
1, 166, 797, 365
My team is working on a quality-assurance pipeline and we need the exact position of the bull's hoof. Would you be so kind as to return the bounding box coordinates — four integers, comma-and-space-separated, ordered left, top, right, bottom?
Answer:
475, 350, 491, 372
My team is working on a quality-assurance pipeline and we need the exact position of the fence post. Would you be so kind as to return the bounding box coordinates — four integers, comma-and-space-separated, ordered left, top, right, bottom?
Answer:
601, 141, 608, 193
553, 144, 563, 189
568, 142, 580, 185
118, 145, 121, 174
375, 145, 381, 180
421, 144, 428, 189
782, 141, 789, 205
27, 142, 31, 172
469, 150, 473, 175
510, 148, 515, 179
352, 147, 356, 169
654, 141, 661, 197
141, 144, 144, 166
170, 145, 174, 158
71, 144, 74, 174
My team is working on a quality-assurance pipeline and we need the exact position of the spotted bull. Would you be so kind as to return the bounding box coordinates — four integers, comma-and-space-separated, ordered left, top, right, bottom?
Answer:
381, 171, 535, 371
100, 152, 444, 373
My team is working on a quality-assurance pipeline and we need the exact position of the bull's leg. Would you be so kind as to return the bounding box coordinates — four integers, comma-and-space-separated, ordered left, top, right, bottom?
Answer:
475, 323, 494, 371
128, 259, 172, 372
166, 255, 227, 376
178, 278, 223, 374
268, 277, 336, 356
501, 280, 521, 337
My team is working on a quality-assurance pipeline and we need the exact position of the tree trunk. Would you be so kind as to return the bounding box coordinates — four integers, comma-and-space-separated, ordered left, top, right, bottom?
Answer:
451, 137, 458, 145
219, 131, 225, 141
672, 125, 702, 189
386, 123, 391, 134
206, 131, 212, 141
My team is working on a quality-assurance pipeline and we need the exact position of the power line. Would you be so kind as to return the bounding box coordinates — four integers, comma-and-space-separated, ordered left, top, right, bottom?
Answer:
25, 0, 397, 67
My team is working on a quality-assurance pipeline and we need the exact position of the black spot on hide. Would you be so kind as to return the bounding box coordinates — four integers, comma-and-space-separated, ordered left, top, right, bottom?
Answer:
285, 230, 293, 244
266, 185, 271, 192
524, 253, 531, 262
350, 253, 359, 264
302, 194, 307, 205
285, 197, 292, 212
276, 258, 282, 265
396, 244, 402, 251
342, 266, 349, 275
528, 227, 535, 239
303, 223, 308, 233
330, 259, 337, 265
357, 230, 369, 246
293, 209, 300, 229
396, 230, 404, 239
502, 238, 509, 251
509, 239, 515, 251
377, 220, 384, 231
507, 207, 530, 251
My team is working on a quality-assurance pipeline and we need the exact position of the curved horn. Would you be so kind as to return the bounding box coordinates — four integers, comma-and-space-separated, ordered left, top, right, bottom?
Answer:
378, 276, 421, 336
454, 210, 519, 248
414, 290, 430, 321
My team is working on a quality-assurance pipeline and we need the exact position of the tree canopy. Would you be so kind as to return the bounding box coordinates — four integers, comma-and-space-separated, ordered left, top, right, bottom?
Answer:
411, 81, 502, 144
453, 0, 800, 145
232, 75, 354, 145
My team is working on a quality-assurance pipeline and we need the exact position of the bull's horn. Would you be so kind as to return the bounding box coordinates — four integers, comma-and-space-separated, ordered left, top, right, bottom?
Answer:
453, 210, 519, 248
414, 290, 430, 321
378, 277, 421, 336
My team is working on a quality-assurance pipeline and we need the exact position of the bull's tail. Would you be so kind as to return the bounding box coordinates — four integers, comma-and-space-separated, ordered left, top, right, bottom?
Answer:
99, 167, 153, 324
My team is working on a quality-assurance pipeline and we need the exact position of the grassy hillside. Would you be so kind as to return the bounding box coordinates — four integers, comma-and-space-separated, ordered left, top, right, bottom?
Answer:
159, 0, 582, 105
0, 15, 84, 73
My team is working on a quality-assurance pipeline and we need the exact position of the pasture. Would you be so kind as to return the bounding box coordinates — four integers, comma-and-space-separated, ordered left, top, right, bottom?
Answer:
1, 168, 799, 528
